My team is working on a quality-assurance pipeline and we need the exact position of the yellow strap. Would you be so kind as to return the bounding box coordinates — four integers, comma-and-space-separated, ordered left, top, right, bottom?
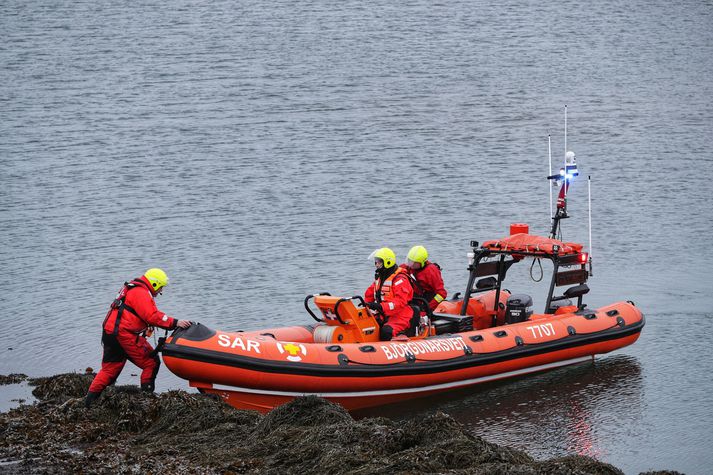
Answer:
434, 294, 444, 303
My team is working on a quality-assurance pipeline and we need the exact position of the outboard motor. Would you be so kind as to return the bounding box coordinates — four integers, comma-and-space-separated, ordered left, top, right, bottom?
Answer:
505, 294, 533, 324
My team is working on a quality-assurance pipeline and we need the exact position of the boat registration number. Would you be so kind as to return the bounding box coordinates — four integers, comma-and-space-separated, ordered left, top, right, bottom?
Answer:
525, 322, 556, 339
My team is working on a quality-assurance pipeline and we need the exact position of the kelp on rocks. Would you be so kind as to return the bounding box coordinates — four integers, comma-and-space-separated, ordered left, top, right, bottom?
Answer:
0, 374, 28, 385
0, 373, 682, 475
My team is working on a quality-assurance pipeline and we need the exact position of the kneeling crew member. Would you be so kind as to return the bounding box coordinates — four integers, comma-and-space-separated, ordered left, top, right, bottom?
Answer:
364, 248, 414, 341
403, 245, 447, 312
85, 268, 191, 408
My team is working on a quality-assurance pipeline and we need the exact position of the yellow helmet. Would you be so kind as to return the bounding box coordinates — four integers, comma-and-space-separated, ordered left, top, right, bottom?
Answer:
369, 248, 396, 269
407, 245, 429, 266
144, 268, 169, 292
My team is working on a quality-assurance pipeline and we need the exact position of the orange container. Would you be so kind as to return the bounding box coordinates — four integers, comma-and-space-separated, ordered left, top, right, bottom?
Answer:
510, 223, 529, 235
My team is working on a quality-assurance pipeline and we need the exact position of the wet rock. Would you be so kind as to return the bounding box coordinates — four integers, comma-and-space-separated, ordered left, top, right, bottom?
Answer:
0, 373, 681, 474
0, 373, 28, 385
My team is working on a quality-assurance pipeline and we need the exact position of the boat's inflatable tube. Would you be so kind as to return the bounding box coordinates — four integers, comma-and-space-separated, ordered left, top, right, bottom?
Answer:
161, 301, 644, 412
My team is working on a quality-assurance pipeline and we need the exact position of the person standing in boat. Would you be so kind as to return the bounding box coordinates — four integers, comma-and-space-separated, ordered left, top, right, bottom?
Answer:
401, 245, 447, 312
364, 248, 414, 340
85, 268, 191, 408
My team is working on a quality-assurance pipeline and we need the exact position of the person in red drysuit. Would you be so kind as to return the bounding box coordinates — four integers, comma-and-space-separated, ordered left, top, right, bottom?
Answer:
402, 245, 447, 312
364, 248, 414, 340
85, 268, 191, 408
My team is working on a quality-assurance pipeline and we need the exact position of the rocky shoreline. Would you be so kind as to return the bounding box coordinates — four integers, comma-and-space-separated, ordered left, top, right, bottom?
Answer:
1, 373, 680, 474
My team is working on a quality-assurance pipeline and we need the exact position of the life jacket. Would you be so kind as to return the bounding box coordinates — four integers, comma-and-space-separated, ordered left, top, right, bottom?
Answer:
102, 279, 151, 335
408, 261, 442, 301
373, 267, 409, 303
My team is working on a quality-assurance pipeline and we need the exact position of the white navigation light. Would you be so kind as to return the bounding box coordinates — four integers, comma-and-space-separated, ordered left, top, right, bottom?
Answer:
564, 151, 578, 180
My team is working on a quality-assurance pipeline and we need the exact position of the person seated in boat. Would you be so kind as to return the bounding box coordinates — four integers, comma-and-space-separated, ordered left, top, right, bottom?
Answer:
364, 247, 414, 341
400, 245, 447, 313
84, 268, 192, 408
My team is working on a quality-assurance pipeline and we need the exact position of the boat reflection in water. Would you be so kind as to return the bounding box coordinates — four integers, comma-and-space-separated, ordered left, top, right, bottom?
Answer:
356, 355, 643, 462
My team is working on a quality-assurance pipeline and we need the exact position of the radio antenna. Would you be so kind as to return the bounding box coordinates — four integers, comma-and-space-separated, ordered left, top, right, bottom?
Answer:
547, 105, 578, 239
588, 175, 594, 276
563, 105, 568, 199
548, 134, 553, 220
564, 105, 568, 158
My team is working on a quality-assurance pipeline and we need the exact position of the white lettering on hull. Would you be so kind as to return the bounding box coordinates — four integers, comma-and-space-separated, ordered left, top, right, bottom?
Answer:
380, 338, 465, 361
526, 323, 556, 339
217, 333, 261, 353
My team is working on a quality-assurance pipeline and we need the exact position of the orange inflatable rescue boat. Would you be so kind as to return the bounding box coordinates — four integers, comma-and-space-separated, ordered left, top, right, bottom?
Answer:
161, 151, 644, 412
162, 231, 643, 413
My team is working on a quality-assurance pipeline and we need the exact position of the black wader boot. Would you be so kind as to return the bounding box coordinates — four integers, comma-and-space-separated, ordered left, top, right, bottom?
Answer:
84, 391, 101, 408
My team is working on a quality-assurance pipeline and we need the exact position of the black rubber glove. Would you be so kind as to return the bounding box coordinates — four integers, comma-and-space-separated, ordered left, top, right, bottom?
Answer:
366, 302, 383, 313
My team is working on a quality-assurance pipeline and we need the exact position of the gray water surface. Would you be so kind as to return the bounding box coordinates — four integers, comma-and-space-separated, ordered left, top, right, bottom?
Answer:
2, 1, 712, 473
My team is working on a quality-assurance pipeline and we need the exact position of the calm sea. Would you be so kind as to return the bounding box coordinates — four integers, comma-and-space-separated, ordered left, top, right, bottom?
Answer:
1, 1, 711, 473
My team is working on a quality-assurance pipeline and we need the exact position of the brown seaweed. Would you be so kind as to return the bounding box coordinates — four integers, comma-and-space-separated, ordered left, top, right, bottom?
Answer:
0, 373, 680, 474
